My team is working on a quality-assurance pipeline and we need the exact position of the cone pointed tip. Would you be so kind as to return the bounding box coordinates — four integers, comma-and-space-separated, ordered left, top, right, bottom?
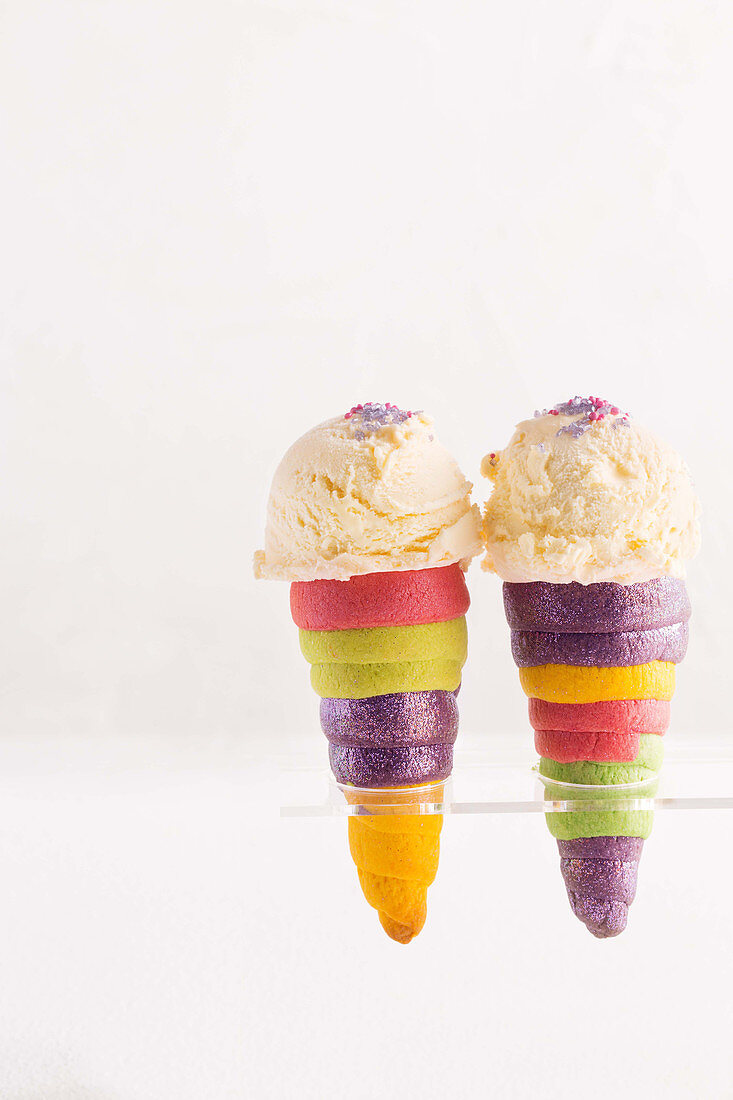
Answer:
379, 911, 423, 943
568, 892, 630, 938
559, 836, 644, 937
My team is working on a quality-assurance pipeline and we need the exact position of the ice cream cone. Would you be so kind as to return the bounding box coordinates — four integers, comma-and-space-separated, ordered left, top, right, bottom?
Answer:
256, 403, 479, 941
481, 397, 700, 937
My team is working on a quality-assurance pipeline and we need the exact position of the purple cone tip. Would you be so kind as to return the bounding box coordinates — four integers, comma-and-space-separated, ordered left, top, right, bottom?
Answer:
558, 837, 644, 939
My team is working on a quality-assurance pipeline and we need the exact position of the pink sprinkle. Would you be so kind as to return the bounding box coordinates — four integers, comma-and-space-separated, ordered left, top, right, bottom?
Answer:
597, 413, 605, 420
489, 452, 495, 459
610, 406, 619, 415
550, 409, 559, 415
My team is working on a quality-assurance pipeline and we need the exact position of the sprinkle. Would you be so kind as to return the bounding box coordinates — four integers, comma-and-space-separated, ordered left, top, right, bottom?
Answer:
530, 395, 631, 439
343, 402, 414, 435
561, 421, 587, 439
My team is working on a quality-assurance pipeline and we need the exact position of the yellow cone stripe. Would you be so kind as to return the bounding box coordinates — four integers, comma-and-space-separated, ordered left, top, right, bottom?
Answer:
518, 661, 675, 704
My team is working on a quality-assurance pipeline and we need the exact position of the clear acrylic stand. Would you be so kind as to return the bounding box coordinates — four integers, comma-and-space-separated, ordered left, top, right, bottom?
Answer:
280, 740, 733, 817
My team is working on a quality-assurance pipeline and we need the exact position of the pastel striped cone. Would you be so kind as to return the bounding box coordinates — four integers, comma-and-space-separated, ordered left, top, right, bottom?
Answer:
505, 578, 687, 937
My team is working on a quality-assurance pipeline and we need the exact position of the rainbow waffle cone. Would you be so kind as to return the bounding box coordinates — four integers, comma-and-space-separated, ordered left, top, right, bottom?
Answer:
506, 578, 690, 938
292, 564, 470, 788
344, 784, 444, 943
481, 396, 699, 937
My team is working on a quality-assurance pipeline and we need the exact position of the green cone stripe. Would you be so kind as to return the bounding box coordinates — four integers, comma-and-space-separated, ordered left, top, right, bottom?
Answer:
310, 658, 462, 699
539, 733, 664, 786
299, 617, 467, 665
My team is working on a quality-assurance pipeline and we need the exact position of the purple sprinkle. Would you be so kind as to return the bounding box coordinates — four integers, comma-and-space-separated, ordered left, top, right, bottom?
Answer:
529, 395, 631, 440
558, 420, 590, 440
344, 402, 414, 438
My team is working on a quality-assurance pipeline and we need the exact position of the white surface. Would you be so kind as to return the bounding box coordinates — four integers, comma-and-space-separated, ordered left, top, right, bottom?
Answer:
0, 730, 731, 1099
2, 1, 733, 1097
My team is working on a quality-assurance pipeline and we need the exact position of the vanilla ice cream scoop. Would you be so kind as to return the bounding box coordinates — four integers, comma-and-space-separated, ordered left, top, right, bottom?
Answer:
481, 396, 701, 585
255, 403, 481, 581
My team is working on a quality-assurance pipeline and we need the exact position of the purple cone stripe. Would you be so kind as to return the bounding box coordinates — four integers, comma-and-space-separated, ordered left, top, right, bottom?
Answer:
503, 578, 690, 634
320, 690, 458, 748
560, 855, 640, 903
329, 744, 453, 787
558, 836, 644, 939
510, 621, 688, 668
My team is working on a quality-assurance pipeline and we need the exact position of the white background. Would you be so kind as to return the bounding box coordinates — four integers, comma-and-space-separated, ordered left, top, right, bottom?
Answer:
2, 1, 732, 1098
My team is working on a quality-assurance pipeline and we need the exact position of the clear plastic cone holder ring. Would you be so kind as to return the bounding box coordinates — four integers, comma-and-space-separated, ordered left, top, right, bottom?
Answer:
280, 745, 733, 817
